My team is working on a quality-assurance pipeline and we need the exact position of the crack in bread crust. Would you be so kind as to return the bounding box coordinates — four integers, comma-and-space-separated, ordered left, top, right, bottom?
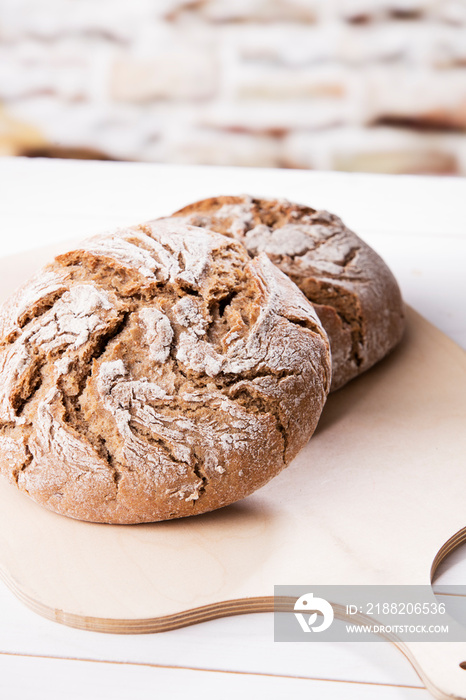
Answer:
0, 219, 331, 524
168, 195, 405, 391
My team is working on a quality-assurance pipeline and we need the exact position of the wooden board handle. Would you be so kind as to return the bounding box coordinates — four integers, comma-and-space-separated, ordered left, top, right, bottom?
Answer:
402, 642, 466, 699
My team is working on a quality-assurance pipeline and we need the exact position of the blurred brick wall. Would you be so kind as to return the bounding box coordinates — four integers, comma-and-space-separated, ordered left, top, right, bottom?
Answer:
1, 0, 466, 174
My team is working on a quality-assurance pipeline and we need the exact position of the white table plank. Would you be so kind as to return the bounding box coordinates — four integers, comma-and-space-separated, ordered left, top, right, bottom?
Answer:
0, 157, 465, 259
0, 653, 430, 700
435, 546, 466, 590
0, 584, 423, 687
366, 234, 466, 350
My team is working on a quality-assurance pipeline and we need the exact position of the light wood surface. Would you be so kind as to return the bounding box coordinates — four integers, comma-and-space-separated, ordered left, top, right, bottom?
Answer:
0, 242, 466, 698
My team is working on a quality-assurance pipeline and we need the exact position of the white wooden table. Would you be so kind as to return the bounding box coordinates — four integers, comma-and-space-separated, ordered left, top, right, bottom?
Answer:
0, 157, 465, 700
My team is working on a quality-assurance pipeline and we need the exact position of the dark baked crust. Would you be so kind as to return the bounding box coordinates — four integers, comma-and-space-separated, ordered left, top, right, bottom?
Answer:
0, 219, 331, 524
169, 196, 405, 390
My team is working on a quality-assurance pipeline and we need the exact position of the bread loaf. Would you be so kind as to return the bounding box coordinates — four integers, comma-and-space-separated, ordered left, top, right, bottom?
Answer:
168, 196, 405, 390
0, 219, 331, 523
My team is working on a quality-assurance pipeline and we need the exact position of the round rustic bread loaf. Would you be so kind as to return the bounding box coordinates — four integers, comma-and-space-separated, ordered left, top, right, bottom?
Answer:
0, 219, 331, 524
168, 196, 405, 391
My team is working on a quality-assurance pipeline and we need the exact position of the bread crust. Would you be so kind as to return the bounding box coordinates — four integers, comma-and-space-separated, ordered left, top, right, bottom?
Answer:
0, 219, 331, 523
169, 196, 405, 390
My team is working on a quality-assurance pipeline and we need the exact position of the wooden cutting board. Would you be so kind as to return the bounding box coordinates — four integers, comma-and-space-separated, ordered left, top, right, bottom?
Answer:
0, 244, 466, 699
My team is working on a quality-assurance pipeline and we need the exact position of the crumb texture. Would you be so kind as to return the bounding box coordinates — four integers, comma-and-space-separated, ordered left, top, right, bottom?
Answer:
0, 219, 331, 523
169, 196, 406, 391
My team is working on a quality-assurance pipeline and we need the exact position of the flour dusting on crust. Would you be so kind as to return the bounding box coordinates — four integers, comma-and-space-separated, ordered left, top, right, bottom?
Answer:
0, 218, 331, 524
169, 195, 405, 391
